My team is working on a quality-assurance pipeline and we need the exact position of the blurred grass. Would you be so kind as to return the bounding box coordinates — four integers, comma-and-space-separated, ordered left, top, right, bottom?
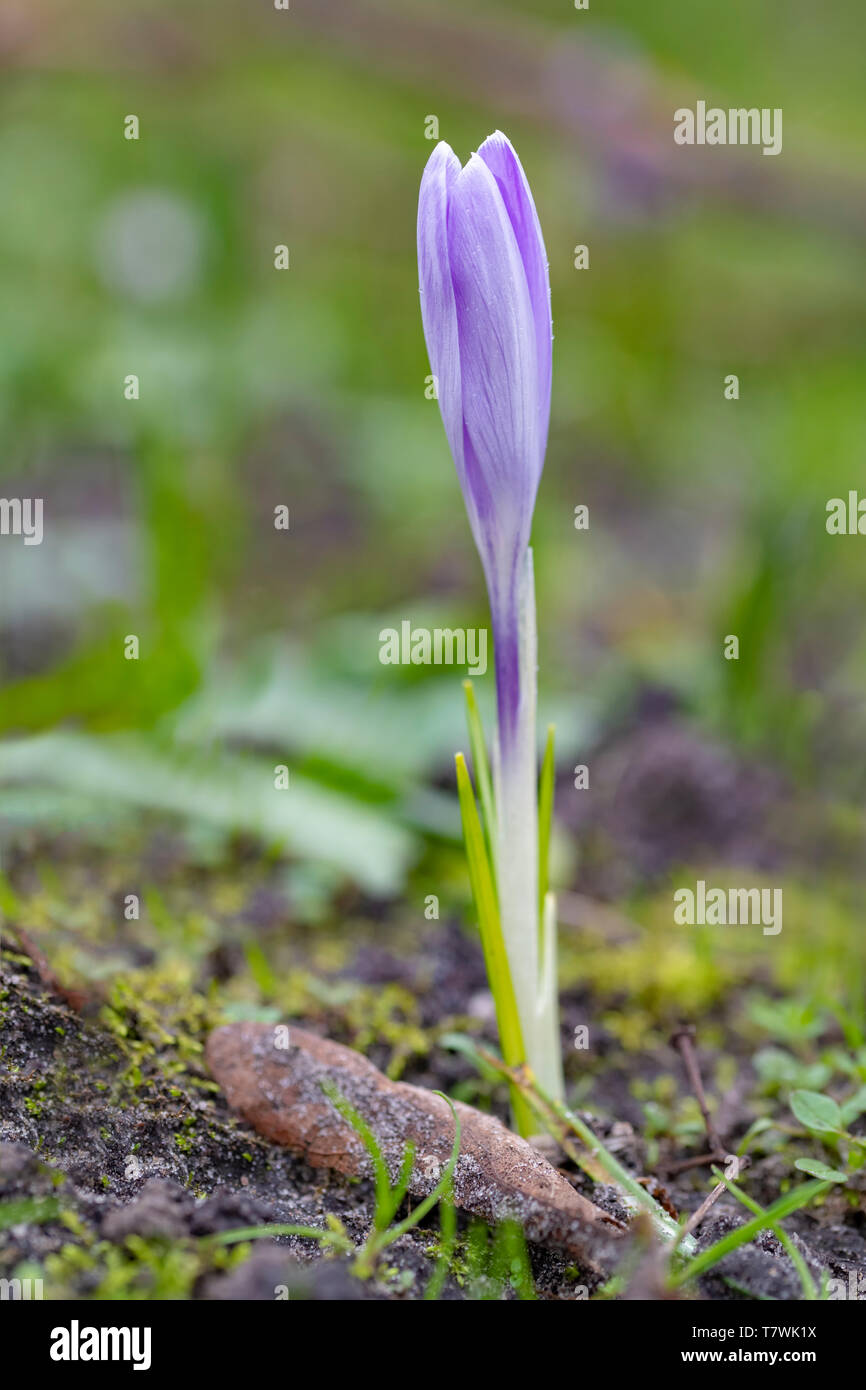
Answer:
0, 0, 865, 916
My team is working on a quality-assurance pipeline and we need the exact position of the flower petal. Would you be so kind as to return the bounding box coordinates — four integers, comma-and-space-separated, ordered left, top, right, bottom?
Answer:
417, 142, 467, 506
447, 151, 541, 575
477, 131, 552, 466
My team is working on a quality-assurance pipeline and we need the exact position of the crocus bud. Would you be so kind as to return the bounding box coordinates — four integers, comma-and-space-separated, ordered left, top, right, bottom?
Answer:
419, 133, 558, 1091
417, 131, 552, 752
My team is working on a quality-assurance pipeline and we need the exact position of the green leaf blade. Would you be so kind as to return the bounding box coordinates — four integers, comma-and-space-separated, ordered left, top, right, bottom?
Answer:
463, 681, 498, 879
455, 753, 533, 1137
537, 723, 555, 928
790, 1089, 842, 1134
455, 754, 523, 1067
795, 1158, 847, 1183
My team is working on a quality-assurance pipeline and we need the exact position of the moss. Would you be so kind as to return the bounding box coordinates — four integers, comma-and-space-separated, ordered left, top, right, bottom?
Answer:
42, 1234, 251, 1300
3, 825, 866, 1300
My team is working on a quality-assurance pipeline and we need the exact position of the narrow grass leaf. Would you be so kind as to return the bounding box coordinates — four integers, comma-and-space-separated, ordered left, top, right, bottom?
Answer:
537, 723, 555, 927
454, 754, 524, 1072
463, 681, 498, 879
380, 1093, 462, 1246
714, 1169, 818, 1299
320, 1078, 392, 1229
671, 1179, 830, 1287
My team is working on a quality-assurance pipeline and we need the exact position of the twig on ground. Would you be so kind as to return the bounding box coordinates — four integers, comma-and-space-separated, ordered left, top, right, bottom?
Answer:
670, 1025, 725, 1156
5, 924, 91, 1012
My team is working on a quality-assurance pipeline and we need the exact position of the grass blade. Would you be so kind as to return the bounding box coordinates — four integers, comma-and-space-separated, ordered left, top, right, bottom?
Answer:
205, 1222, 353, 1254
537, 723, 555, 926
424, 1194, 457, 1300
381, 1142, 417, 1228
379, 1092, 462, 1246
711, 1168, 817, 1299
455, 755, 523, 1067
463, 681, 498, 881
320, 1078, 392, 1230
670, 1179, 830, 1288
455, 753, 533, 1136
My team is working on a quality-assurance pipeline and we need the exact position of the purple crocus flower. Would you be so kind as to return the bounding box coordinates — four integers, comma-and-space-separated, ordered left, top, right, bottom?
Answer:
418, 132, 559, 1093
417, 131, 552, 755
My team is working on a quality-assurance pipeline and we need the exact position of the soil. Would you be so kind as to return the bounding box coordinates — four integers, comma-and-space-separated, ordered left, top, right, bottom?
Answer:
2, 915, 865, 1301
2, 704, 865, 1300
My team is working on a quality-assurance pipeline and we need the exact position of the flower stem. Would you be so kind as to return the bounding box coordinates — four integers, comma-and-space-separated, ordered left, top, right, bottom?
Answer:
535, 891, 565, 1100
493, 548, 540, 1076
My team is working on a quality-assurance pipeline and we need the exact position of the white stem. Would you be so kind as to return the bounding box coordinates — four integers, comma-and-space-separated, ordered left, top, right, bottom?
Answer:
495, 548, 539, 1071
536, 891, 565, 1101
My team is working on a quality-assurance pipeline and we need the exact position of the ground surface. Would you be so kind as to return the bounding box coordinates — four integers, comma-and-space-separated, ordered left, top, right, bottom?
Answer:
2, 723, 865, 1302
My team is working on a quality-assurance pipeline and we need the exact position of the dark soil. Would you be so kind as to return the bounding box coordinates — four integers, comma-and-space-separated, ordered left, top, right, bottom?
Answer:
2, 910, 865, 1301
1, 704, 864, 1300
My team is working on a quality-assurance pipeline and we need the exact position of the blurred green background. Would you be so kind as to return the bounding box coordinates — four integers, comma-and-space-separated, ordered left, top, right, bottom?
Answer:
1, 0, 865, 1017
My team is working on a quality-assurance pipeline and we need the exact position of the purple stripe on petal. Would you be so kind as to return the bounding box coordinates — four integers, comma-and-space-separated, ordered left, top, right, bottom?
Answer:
477, 132, 552, 472
447, 153, 540, 568
417, 143, 474, 527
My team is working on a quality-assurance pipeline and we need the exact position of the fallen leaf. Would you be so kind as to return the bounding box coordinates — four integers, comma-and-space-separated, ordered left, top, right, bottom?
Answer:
207, 1022, 627, 1277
